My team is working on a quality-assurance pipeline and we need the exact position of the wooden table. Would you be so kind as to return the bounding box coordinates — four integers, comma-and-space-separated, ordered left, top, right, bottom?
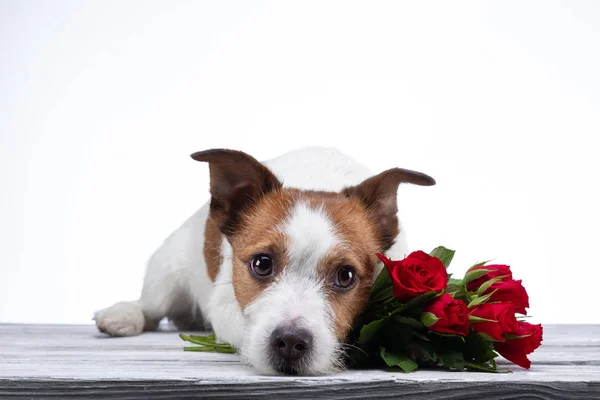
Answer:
1, 324, 598, 399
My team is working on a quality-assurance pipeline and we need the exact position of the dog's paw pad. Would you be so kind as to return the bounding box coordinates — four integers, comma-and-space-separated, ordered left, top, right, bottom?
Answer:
94, 302, 144, 337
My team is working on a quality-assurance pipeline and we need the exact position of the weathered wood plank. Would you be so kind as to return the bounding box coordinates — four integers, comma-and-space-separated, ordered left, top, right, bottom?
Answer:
1, 380, 599, 400
1, 324, 599, 398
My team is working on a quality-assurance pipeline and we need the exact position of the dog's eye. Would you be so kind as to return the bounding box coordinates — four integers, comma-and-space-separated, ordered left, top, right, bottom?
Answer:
249, 254, 273, 278
334, 266, 357, 290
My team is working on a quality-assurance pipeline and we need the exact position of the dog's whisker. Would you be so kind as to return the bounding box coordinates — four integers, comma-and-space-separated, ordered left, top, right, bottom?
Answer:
340, 343, 368, 356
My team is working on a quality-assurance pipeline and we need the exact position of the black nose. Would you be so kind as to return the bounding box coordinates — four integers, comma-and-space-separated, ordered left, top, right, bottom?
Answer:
270, 326, 313, 361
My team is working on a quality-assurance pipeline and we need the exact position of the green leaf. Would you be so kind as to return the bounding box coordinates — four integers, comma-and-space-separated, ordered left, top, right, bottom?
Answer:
180, 333, 236, 353
371, 261, 393, 296
503, 333, 533, 340
406, 342, 438, 363
446, 277, 465, 297
188, 333, 216, 341
184, 346, 236, 354
370, 286, 394, 303
390, 290, 437, 316
429, 246, 456, 268
358, 318, 386, 347
439, 351, 465, 371
475, 276, 508, 296
214, 347, 237, 354
464, 361, 503, 373
382, 321, 418, 349
468, 315, 497, 323
477, 332, 501, 342
421, 312, 440, 327
180, 333, 232, 348
462, 269, 492, 286
468, 260, 493, 269
184, 346, 216, 352
393, 315, 425, 330
433, 331, 467, 341
485, 348, 500, 362
414, 332, 432, 343
467, 290, 497, 308
380, 347, 418, 372
448, 277, 462, 286
463, 330, 499, 363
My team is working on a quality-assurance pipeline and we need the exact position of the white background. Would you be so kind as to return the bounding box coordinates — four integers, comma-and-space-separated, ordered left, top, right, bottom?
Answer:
1, 1, 599, 325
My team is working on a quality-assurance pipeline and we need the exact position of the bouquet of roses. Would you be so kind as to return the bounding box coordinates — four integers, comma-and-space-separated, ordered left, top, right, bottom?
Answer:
345, 246, 543, 372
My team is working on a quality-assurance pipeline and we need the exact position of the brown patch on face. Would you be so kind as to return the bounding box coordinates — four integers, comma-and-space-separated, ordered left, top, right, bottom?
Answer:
230, 192, 293, 310
203, 216, 222, 282
314, 196, 383, 340
228, 187, 385, 341
318, 245, 379, 340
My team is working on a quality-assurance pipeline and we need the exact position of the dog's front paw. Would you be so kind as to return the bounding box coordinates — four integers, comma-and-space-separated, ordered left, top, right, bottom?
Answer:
94, 301, 145, 337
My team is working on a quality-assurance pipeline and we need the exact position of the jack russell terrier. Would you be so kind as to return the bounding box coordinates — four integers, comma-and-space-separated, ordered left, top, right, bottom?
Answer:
94, 147, 435, 375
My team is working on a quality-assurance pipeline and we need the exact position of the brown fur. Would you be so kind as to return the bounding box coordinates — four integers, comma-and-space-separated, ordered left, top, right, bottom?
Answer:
319, 198, 382, 339
230, 191, 292, 309
203, 216, 222, 282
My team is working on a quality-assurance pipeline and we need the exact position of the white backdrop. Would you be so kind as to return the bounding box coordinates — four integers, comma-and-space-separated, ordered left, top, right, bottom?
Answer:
1, 1, 599, 325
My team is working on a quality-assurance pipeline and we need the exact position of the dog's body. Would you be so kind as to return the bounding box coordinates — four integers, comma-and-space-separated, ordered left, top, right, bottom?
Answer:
94, 147, 434, 375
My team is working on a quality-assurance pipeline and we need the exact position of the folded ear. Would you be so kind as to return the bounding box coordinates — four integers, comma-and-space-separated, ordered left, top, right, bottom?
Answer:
342, 168, 435, 250
191, 149, 282, 236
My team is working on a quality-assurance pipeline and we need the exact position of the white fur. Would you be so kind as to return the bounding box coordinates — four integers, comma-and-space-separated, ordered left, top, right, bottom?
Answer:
284, 203, 339, 272
206, 236, 245, 348
94, 301, 145, 336
94, 146, 409, 373
243, 274, 338, 375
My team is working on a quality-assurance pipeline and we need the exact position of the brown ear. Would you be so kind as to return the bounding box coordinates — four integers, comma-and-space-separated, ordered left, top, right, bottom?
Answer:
191, 149, 282, 236
342, 168, 435, 250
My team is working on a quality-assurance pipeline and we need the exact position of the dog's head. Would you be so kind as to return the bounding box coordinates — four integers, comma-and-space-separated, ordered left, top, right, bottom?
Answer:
192, 149, 435, 375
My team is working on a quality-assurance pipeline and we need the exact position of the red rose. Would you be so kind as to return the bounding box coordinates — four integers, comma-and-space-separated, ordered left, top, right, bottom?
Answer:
469, 303, 518, 341
495, 321, 543, 369
465, 264, 512, 292
377, 251, 448, 301
483, 279, 529, 315
423, 294, 470, 336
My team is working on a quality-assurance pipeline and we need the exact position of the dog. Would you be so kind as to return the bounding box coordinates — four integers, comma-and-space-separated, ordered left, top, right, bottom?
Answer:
94, 147, 435, 375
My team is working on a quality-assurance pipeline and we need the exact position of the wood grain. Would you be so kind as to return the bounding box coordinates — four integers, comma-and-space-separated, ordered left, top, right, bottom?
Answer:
1, 324, 599, 398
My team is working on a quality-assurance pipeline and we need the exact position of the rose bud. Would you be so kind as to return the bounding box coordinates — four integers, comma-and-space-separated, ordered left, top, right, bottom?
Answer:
422, 294, 470, 336
465, 264, 513, 292
377, 251, 448, 302
495, 321, 543, 369
469, 302, 518, 341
